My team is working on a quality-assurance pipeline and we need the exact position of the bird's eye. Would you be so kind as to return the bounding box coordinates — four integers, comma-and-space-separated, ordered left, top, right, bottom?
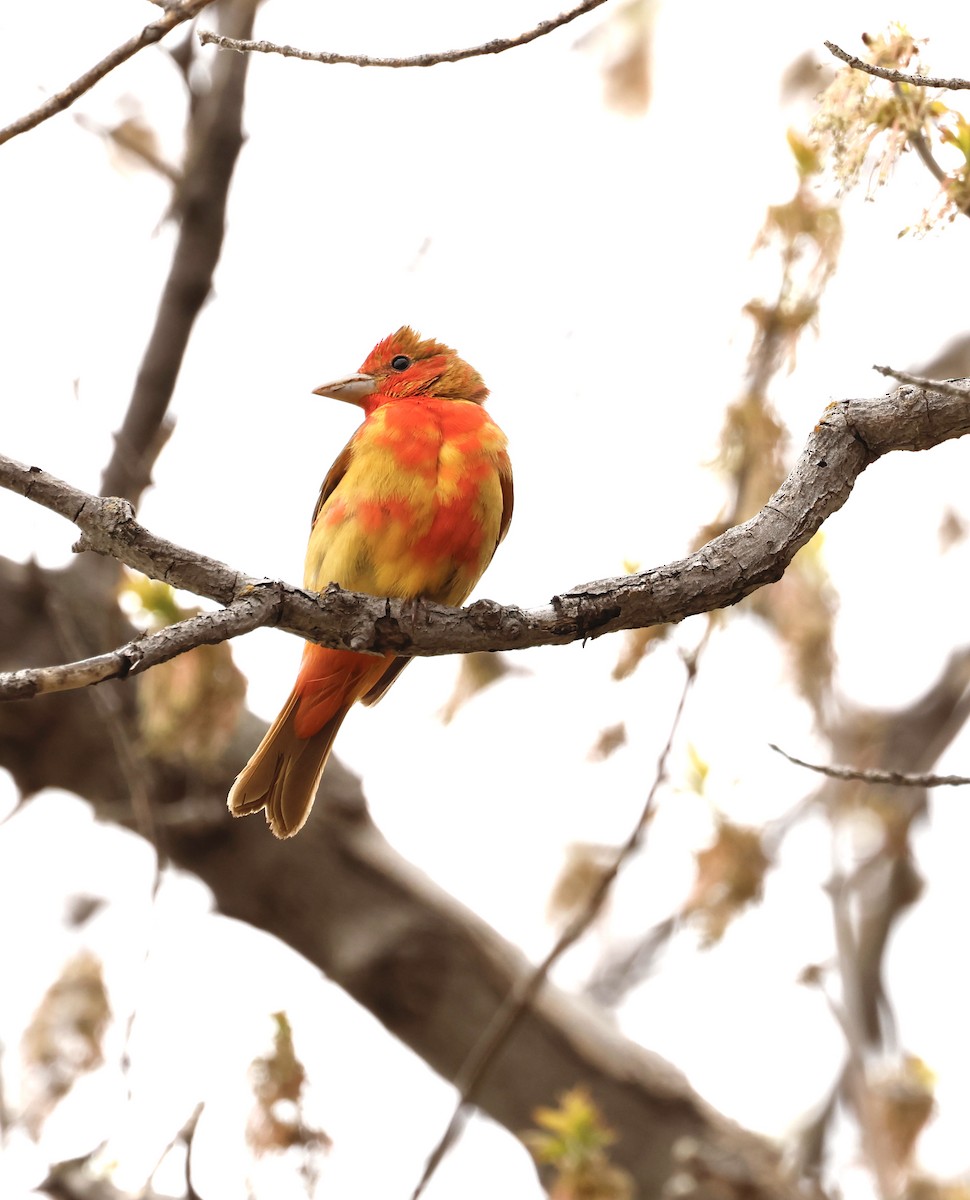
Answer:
391, 355, 412, 371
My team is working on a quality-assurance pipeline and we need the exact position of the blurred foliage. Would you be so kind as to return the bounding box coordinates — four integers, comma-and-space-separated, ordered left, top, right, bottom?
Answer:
684, 817, 772, 945
121, 574, 186, 628
616, 125, 841, 697
715, 128, 841, 711
137, 641, 246, 768
524, 1086, 633, 1200
588, 721, 627, 761
247, 1012, 331, 1184
578, 0, 657, 116
547, 843, 618, 926
698, 388, 788, 537
612, 622, 669, 681
438, 650, 517, 724
122, 573, 247, 769
747, 535, 838, 713
20, 949, 111, 1138
871, 1054, 936, 1179
939, 506, 968, 552
906, 1178, 970, 1200
76, 104, 181, 185
744, 128, 842, 383
683, 742, 710, 796
814, 26, 930, 193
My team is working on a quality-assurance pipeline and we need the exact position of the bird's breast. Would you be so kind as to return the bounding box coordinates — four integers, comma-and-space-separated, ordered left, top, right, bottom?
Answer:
305, 399, 508, 604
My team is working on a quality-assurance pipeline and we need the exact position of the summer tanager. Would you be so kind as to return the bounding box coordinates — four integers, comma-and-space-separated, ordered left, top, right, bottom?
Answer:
228, 327, 513, 838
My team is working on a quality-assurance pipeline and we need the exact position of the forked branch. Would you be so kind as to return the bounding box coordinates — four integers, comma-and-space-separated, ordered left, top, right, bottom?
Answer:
0, 0, 215, 146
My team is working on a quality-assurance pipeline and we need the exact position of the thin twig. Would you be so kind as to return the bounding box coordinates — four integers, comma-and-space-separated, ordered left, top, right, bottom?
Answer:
45, 593, 163, 867
149, 1101, 205, 1193
410, 637, 705, 1199
198, 0, 611, 67
824, 41, 970, 91
0, 0, 215, 147
906, 126, 947, 183
46, 589, 172, 1127
0, 592, 280, 701
889, 78, 970, 220
894, 91, 947, 186
873, 365, 970, 400
770, 743, 970, 788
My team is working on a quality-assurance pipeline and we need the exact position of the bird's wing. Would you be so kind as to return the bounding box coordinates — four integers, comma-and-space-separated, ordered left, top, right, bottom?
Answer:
310, 441, 354, 529
496, 467, 514, 552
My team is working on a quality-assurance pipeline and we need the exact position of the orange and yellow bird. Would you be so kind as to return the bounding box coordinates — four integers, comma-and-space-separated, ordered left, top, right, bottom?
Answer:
228, 327, 513, 838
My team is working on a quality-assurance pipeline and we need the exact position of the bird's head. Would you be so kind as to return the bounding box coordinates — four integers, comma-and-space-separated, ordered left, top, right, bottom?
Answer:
313, 326, 488, 411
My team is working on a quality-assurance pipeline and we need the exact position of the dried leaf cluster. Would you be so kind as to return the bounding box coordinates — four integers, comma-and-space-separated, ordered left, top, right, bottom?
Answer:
814, 26, 970, 227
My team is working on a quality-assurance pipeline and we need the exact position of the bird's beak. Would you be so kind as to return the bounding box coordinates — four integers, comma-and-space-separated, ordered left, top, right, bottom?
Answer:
312, 372, 377, 406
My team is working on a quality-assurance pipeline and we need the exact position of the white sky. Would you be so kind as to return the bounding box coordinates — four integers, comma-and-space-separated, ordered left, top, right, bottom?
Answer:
2, 2, 970, 1197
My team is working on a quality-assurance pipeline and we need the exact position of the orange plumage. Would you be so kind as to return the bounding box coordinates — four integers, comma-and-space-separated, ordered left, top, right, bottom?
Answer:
228, 327, 513, 837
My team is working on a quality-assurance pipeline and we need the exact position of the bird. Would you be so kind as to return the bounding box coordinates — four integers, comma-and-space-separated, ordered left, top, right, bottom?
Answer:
227, 327, 513, 838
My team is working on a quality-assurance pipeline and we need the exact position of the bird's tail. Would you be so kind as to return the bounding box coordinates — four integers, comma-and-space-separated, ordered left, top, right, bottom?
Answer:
227, 644, 391, 838
227, 689, 347, 838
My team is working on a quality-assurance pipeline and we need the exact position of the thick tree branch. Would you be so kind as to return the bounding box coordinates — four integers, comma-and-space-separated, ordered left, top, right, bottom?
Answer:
1, 379, 969, 701
788, 645, 970, 1181
156, 764, 799, 1199
198, 0, 610, 68
824, 41, 970, 90
100, 0, 259, 505
0, 0, 215, 147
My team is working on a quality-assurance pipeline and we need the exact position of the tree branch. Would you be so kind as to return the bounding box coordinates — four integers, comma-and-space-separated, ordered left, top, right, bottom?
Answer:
0, 557, 803, 1200
826, 867, 896, 1200
769, 743, 970, 788
198, 0, 611, 68
159, 763, 799, 1199
0, 0, 215, 147
1, 378, 969, 698
824, 40, 970, 90
893, 95, 949, 186
874, 364, 970, 399
100, 0, 259, 505
412, 638, 704, 1198
0, 592, 278, 700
